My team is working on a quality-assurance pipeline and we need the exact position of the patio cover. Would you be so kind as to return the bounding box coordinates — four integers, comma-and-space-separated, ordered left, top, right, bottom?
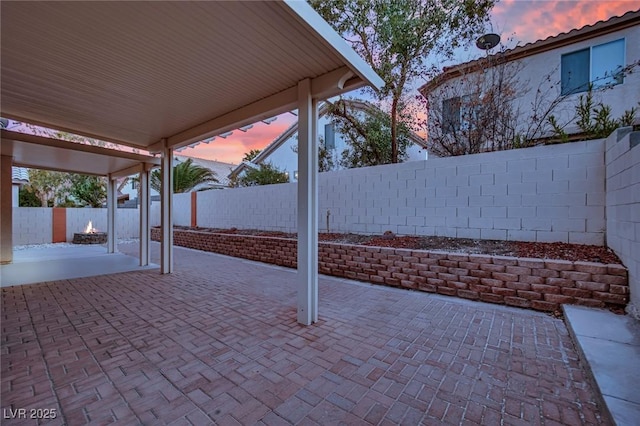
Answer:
1, 130, 159, 177
0, 129, 160, 268
0, 1, 381, 151
0, 1, 383, 325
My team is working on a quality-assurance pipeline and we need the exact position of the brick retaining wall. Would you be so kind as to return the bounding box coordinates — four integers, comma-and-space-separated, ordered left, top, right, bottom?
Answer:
152, 228, 629, 312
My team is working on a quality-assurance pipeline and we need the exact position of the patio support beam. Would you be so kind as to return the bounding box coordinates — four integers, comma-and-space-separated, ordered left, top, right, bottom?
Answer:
161, 66, 369, 151
0, 155, 13, 264
296, 78, 319, 325
139, 165, 151, 266
160, 141, 173, 274
106, 174, 116, 253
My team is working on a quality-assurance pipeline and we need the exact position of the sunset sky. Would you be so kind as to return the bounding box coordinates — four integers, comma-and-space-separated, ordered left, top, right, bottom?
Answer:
173, 0, 640, 164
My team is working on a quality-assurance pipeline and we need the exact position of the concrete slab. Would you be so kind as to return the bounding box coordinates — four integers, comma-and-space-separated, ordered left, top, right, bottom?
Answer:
1, 244, 157, 287
564, 305, 640, 426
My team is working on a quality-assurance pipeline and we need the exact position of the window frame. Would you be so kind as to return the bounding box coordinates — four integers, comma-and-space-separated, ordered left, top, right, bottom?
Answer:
560, 38, 626, 96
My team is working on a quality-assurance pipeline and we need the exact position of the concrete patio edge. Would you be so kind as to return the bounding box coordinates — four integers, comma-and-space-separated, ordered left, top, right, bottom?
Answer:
563, 305, 640, 426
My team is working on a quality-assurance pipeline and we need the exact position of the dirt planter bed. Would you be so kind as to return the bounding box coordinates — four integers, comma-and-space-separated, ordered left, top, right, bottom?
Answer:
151, 227, 629, 313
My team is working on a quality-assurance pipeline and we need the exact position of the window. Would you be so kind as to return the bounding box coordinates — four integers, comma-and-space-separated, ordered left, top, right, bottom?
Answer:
324, 123, 335, 150
442, 95, 477, 133
442, 97, 461, 133
561, 38, 625, 95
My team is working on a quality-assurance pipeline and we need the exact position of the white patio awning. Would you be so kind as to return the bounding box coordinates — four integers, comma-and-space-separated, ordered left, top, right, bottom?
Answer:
1, 1, 383, 151
0, 130, 159, 177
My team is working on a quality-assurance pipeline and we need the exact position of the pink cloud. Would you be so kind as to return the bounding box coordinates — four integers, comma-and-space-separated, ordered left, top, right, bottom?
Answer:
493, 1, 637, 47
182, 114, 296, 163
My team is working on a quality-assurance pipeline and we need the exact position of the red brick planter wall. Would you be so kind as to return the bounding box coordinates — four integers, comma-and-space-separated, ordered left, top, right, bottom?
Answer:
152, 228, 629, 312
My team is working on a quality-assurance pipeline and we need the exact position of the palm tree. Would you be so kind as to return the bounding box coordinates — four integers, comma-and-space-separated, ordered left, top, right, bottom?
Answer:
151, 158, 219, 193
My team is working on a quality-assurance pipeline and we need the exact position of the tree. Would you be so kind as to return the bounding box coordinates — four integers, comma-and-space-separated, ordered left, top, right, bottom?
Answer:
234, 163, 289, 187
69, 174, 107, 207
18, 187, 42, 207
423, 53, 528, 156
291, 136, 337, 172
25, 169, 70, 207
151, 158, 219, 193
242, 149, 262, 162
311, 0, 495, 163
327, 100, 413, 167
424, 56, 640, 156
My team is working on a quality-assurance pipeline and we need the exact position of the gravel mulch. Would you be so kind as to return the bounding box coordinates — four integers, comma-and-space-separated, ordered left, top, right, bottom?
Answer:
178, 226, 622, 264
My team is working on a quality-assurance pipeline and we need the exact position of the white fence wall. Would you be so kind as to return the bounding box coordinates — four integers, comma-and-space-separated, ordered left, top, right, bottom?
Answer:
65, 208, 140, 241
194, 139, 606, 244
65, 208, 107, 241
151, 202, 161, 227
174, 193, 192, 227
12, 207, 52, 245
197, 184, 297, 231
13, 207, 142, 245
11, 139, 609, 246
605, 128, 640, 318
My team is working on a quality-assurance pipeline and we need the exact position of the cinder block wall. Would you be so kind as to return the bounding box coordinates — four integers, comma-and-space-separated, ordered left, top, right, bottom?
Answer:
605, 128, 640, 318
10, 138, 611, 247
12, 207, 142, 245
173, 193, 192, 227
151, 202, 161, 227
197, 184, 297, 231
194, 140, 606, 244
12, 207, 52, 245
65, 208, 108, 241
65, 208, 140, 241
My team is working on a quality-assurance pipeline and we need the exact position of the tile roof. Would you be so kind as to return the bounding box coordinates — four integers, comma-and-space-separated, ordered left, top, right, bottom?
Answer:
11, 166, 29, 183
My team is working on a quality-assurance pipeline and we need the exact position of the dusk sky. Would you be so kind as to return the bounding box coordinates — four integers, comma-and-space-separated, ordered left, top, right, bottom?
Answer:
176, 0, 639, 164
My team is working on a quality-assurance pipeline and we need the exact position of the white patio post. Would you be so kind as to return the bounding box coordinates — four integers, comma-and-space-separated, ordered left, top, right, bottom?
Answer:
297, 78, 319, 325
139, 166, 150, 266
0, 155, 13, 264
160, 141, 173, 274
106, 174, 116, 253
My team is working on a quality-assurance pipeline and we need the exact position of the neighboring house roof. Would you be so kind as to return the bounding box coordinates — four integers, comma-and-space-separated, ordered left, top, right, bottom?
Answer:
174, 154, 236, 189
228, 100, 428, 179
11, 166, 29, 184
419, 9, 640, 95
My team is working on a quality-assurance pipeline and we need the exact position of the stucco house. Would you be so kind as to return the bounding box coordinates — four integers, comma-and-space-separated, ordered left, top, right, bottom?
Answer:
229, 100, 428, 183
419, 9, 640, 150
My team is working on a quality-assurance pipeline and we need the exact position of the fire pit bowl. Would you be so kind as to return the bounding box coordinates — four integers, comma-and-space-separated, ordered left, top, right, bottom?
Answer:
73, 232, 107, 244
73, 220, 107, 244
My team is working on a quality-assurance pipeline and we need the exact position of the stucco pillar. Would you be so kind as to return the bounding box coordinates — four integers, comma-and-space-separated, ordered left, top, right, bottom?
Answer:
139, 166, 150, 266
0, 155, 13, 264
296, 78, 319, 325
161, 142, 173, 274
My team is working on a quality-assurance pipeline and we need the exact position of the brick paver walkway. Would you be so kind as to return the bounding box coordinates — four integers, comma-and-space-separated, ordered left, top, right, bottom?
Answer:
2, 243, 605, 425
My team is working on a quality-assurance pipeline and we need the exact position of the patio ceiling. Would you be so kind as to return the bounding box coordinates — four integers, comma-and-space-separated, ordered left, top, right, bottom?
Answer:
0, 130, 159, 178
0, 1, 383, 152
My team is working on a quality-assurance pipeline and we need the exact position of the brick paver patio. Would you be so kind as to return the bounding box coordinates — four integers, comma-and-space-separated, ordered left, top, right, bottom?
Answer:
2, 243, 605, 425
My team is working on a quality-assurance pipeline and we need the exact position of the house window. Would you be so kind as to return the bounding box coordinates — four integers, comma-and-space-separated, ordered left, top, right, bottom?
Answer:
442, 95, 477, 133
324, 123, 335, 150
442, 97, 461, 133
561, 38, 625, 95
